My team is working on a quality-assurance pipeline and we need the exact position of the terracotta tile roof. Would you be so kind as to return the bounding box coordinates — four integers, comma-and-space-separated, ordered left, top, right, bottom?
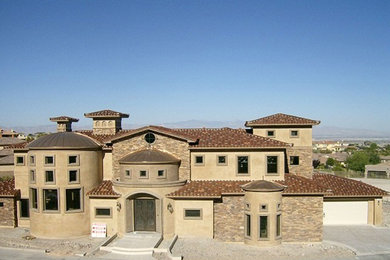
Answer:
5, 142, 28, 149
245, 113, 320, 127
312, 173, 388, 197
0, 178, 19, 197
177, 128, 289, 149
0, 154, 14, 165
50, 116, 79, 122
84, 109, 129, 118
275, 174, 328, 195
0, 137, 25, 146
77, 129, 135, 144
86, 180, 120, 198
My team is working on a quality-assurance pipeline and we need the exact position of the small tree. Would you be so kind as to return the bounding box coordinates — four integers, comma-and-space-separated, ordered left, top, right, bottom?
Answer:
326, 158, 335, 167
346, 152, 370, 172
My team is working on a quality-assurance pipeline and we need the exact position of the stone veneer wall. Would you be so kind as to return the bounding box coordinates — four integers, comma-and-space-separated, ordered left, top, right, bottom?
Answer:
282, 196, 323, 242
214, 196, 244, 242
287, 147, 313, 178
112, 133, 190, 180
0, 197, 16, 227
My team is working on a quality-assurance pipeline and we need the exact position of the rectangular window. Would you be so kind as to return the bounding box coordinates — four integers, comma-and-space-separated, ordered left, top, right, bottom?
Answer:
290, 130, 299, 137
68, 170, 79, 183
66, 189, 81, 211
29, 155, 35, 166
43, 189, 58, 211
125, 170, 131, 178
30, 188, 38, 209
157, 170, 166, 178
267, 130, 275, 137
68, 155, 79, 165
194, 155, 204, 165
245, 214, 251, 237
16, 156, 24, 165
95, 208, 112, 217
290, 156, 299, 165
20, 199, 29, 218
139, 170, 148, 178
237, 156, 249, 174
184, 209, 202, 219
259, 216, 268, 239
45, 170, 55, 184
44, 156, 55, 166
217, 155, 227, 166
30, 170, 36, 184
276, 214, 281, 237
0, 202, 3, 207
267, 156, 278, 174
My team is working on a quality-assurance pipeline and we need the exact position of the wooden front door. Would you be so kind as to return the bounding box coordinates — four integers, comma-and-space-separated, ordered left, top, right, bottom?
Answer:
134, 199, 156, 231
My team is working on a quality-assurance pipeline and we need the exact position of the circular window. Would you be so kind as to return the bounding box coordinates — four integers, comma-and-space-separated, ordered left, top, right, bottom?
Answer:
145, 133, 155, 144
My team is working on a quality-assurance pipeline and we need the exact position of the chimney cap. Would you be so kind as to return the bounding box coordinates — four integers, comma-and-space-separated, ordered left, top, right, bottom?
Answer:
50, 116, 79, 123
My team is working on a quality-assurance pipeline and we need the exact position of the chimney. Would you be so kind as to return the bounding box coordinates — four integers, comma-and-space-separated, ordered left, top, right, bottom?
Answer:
84, 109, 129, 135
50, 116, 79, 132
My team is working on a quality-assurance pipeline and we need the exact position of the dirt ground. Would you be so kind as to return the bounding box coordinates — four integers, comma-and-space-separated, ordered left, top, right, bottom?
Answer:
171, 237, 355, 260
0, 227, 105, 256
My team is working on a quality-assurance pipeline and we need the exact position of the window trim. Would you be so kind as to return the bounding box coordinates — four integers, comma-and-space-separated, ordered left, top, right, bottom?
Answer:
266, 130, 275, 138
290, 130, 299, 138
276, 214, 282, 239
95, 207, 113, 218
236, 155, 250, 175
258, 215, 270, 240
266, 155, 279, 175
30, 188, 38, 211
183, 208, 203, 220
42, 188, 60, 212
29, 155, 36, 166
139, 170, 149, 179
124, 169, 132, 179
29, 169, 36, 184
65, 188, 83, 213
20, 198, 30, 219
245, 202, 251, 211
194, 155, 205, 166
157, 169, 167, 179
67, 154, 80, 166
216, 155, 228, 166
44, 155, 55, 166
245, 214, 251, 238
15, 155, 25, 166
259, 204, 268, 212
44, 169, 56, 185
68, 169, 80, 184
290, 156, 299, 166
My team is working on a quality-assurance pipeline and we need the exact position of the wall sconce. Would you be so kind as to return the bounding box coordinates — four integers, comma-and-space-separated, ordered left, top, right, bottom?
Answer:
167, 203, 174, 213
116, 202, 121, 211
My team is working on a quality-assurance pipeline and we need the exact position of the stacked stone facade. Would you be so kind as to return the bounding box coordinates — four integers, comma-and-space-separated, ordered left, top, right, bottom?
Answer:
112, 133, 190, 180
281, 196, 323, 242
213, 196, 244, 242
0, 197, 17, 227
287, 147, 313, 178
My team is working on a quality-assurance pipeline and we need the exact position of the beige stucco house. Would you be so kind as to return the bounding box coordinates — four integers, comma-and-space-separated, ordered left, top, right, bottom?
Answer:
0, 110, 387, 246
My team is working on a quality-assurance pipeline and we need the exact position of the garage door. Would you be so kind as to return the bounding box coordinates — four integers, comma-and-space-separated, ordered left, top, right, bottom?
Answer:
323, 201, 368, 225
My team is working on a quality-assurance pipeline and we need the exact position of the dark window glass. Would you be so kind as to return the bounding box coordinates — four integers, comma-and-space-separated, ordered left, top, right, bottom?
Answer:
276, 214, 281, 237
45, 171, 54, 182
184, 209, 201, 218
145, 133, 155, 144
43, 189, 58, 211
66, 189, 81, 211
68, 156, 78, 164
125, 170, 131, 177
20, 199, 29, 218
30, 170, 35, 182
290, 156, 299, 165
267, 156, 278, 174
69, 170, 78, 182
195, 156, 203, 164
45, 156, 54, 164
218, 156, 226, 164
0, 202, 3, 207
237, 156, 249, 174
31, 188, 38, 209
96, 208, 111, 216
267, 130, 275, 137
140, 170, 147, 177
16, 156, 24, 164
29, 156, 35, 165
246, 214, 251, 237
158, 170, 165, 177
291, 130, 299, 137
259, 216, 268, 238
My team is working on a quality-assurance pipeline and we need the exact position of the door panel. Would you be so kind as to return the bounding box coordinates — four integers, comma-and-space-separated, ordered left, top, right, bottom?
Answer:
323, 201, 368, 225
134, 199, 156, 231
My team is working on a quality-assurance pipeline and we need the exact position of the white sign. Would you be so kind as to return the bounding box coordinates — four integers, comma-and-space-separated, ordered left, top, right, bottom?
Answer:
91, 223, 107, 238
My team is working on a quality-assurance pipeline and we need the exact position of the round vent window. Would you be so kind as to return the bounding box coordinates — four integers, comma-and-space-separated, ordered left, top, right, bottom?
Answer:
145, 133, 155, 144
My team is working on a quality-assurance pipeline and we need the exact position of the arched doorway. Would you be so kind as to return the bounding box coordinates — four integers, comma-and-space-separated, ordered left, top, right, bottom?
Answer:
126, 192, 162, 233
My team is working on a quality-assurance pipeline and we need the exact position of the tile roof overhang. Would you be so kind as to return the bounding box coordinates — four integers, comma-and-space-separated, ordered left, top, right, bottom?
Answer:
86, 180, 120, 198
84, 109, 129, 118
245, 113, 320, 127
49, 116, 79, 122
0, 178, 20, 197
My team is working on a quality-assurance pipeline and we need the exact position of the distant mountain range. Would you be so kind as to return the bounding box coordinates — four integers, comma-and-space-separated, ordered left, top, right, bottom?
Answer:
2, 121, 390, 140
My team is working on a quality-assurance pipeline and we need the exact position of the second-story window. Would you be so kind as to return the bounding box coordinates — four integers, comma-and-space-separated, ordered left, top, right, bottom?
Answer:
267, 156, 278, 174
267, 130, 275, 137
290, 130, 299, 137
237, 156, 249, 174
194, 155, 204, 165
45, 156, 55, 166
290, 156, 299, 165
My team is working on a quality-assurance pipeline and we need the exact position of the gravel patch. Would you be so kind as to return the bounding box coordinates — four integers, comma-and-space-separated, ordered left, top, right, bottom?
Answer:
0, 227, 105, 256
172, 238, 355, 260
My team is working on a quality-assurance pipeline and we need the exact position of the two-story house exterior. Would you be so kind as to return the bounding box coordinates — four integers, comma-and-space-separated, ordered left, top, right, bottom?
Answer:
0, 110, 386, 246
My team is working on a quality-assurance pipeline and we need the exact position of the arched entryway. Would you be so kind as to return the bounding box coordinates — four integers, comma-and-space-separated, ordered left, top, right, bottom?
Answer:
126, 192, 162, 233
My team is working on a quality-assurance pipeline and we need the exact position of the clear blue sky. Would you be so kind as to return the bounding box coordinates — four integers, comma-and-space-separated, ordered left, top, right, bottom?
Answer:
1, 0, 389, 131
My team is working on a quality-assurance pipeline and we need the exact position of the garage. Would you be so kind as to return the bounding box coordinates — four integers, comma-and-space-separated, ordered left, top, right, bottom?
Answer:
323, 201, 368, 225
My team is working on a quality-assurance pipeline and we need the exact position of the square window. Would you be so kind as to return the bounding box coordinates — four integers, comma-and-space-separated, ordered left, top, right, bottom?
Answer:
95, 208, 112, 217
195, 155, 204, 165
29, 155, 35, 166
68, 155, 79, 165
260, 204, 268, 212
290, 156, 299, 165
267, 130, 275, 137
30, 170, 36, 183
43, 189, 58, 211
16, 156, 24, 165
66, 189, 81, 211
290, 130, 299, 137
45, 156, 54, 166
30, 188, 38, 209
217, 155, 227, 166
237, 156, 249, 174
45, 170, 55, 184
184, 209, 202, 219
157, 170, 166, 178
20, 199, 29, 218
259, 215, 268, 239
267, 156, 278, 174
68, 170, 79, 183
125, 170, 131, 178
139, 170, 148, 178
